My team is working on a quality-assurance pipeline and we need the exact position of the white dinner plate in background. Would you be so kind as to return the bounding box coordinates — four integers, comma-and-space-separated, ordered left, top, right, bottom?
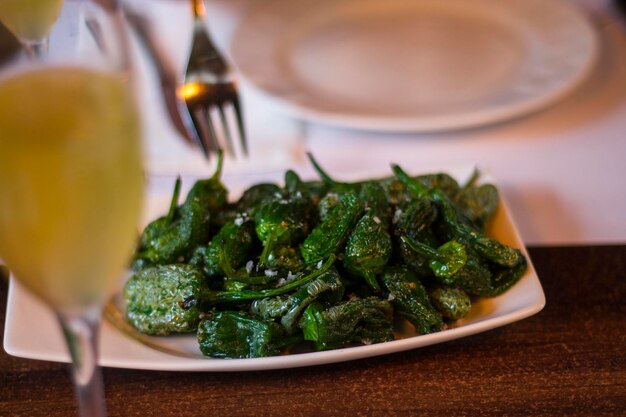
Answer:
231, 0, 598, 132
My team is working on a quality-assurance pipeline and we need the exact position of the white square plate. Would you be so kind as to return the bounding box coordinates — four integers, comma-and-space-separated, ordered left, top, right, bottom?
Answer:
3, 166, 545, 371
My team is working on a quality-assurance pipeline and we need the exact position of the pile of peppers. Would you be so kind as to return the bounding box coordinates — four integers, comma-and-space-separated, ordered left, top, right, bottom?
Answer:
124, 153, 527, 358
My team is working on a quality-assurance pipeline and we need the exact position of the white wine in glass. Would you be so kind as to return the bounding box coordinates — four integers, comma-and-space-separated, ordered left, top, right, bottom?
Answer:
0, 0, 65, 56
0, 1, 143, 416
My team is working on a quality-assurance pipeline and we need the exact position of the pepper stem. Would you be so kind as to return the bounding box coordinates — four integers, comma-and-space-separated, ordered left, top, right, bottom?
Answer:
165, 176, 182, 224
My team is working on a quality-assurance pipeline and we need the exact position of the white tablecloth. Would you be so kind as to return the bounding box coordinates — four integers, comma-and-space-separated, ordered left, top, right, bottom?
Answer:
125, 0, 626, 246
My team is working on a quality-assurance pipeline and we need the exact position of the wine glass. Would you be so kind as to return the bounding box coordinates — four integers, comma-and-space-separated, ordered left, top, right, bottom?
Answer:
0, 0, 65, 57
0, 1, 144, 416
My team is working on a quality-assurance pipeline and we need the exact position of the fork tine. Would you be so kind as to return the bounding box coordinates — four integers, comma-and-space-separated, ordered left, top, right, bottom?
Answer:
230, 93, 248, 156
203, 106, 221, 154
216, 103, 235, 157
188, 108, 211, 159
181, 0, 247, 160
189, 105, 222, 159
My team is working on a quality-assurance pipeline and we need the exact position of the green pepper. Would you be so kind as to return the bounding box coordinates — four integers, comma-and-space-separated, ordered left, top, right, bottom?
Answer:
219, 248, 302, 290
255, 170, 312, 266
307, 153, 362, 221
392, 164, 523, 269
360, 180, 392, 224
428, 286, 471, 320
131, 177, 182, 270
132, 196, 209, 266
455, 170, 500, 231
317, 192, 341, 221
382, 266, 444, 334
342, 181, 392, 291
235, 182, 281, 215
200, 215, 258, 279
417, 172, 462, 200
392, 197, 440, 276
400, 237, 467, 285
401, 234, 522, 297
251, 267, 344, 333
444, 249, 493, 296
264, 245, 305, 274
484, 254, 528, 296
342, 214, 392, 291
469, 234, 524, 268
301, 297, 394, 350
300, 191, 364, 264
198, 177, 272, 238
378, 178, 406, 206
185, 151, 228, 214
376, 172, 461, 207
400, 235, 495, 294
429, 188, 521, 268
134, 153, 227, 267
203, 254, 337, 304
307, 152, 360, 195
124, 264, 207, 335
197, 311, 297, 358
124, 256, 337, 335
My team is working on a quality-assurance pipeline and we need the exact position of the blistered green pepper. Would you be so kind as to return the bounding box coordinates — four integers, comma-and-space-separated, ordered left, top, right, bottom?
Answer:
377, 172, 461, 207
307, 152, 377, 223
300, 191, 364, 264
400, 237, 467, 285
485, 255, 528, 296
197, 311, 297, 358
416, 172, 462, 200
264, 245, 305, 274
205, 254, 336, 304
251, 267, 344, 333
429, 286, 471, 320
218, 248, 303, 291
124, 264, 206, 335
210, 182, 280, 230
400, 235, 493, 294
402, 234, 522, 297
235, 182, 281, 215
185, 152, 229, 214
307, 152, 360, 196
317, 192, 341, 221
132, 196, 209, 266
131, 177, 181, 270
124, 256, 336, 336
134, 154, 227, 267
455, 170, 499, 231
301, 297, 394, 350
255, 170, 312, 266
202, 215, 257, 278
382, 266, 444, 334
343, 215, 391, 291
392, 164, 523, 269
392, 197, 440, 276
342, 182, 392, 291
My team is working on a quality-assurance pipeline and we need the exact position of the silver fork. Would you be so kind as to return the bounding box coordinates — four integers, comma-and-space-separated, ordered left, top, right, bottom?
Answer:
181, 0, 247, 159
123, 1, 246, 160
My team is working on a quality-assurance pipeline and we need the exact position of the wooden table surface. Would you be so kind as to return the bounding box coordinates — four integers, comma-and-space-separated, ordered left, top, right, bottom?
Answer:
1, 245, 624, 417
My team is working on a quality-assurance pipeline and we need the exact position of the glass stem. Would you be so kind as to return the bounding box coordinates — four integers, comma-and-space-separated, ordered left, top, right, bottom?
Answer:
58, 312, 107, 417
23, 37, 49, 59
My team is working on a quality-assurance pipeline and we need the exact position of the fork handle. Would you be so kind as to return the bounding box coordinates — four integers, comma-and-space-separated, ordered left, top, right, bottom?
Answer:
123, 9, 199, 147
